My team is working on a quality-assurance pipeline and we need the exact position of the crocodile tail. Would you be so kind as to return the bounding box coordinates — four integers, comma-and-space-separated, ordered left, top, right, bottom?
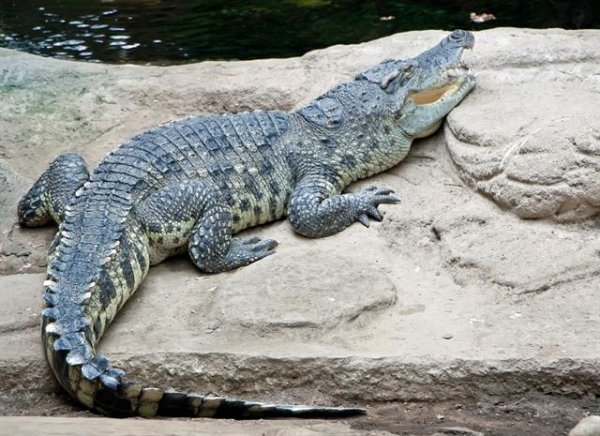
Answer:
94, 382, 366, 419
42, 317, 365, 419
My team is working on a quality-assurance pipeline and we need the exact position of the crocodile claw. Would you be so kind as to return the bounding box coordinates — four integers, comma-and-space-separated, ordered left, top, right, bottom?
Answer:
242, 236, 262, 245
227, 236, 279, 267
249, 238, 278, 253
356, 186, 401, 227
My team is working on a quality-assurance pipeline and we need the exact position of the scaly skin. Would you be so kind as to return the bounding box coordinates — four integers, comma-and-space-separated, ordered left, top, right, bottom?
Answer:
18, 30, 476, 419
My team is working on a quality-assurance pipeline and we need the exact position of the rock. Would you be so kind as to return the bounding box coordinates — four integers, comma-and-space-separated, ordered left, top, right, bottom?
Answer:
203, 248, 397, 331
432, 427, 484, 436
0, 159, 26, 243
570, 416, 600, 436
445, 29, 600, 221
0, 159, 52, 274
432, 195, 600, 294
0, 416, 391, 436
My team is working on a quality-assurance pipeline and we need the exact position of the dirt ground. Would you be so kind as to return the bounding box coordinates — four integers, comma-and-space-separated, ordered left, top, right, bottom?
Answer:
1, 390, 597, 435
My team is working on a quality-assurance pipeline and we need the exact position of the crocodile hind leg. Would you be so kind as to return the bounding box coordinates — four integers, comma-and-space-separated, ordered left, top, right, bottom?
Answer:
288, 172, 401, 238
18, 153, 89, 226
136, 180, 277, 273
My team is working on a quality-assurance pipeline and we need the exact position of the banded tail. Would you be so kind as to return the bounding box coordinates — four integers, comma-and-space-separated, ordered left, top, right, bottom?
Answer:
36, 202, 364, 419
42, 315, 364, 419
39, 225, 365, 419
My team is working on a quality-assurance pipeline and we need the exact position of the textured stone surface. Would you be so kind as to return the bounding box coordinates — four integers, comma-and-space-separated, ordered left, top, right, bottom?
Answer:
570, 416, 600, 436
0, 159, 53, 274
445, 29, 600, 221
0, 416, 392, 436
1, 28, 600, 434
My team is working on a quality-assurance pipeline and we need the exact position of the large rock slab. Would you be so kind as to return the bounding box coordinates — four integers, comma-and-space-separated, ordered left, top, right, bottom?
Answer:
0, 416, 392, 436
1, 28, 600, 434
0, 159, 52, 274
445, 29, 600, 221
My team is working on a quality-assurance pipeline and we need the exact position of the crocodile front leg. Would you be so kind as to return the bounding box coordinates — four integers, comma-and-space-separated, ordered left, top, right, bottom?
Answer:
18, 153, 89, 226
288, 172, 401, 238
136, 180, 278, 273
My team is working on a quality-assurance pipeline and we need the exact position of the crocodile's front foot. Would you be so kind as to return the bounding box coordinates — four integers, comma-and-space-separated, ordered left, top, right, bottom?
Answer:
355, 186, 401, 227
288, 176, 401, 238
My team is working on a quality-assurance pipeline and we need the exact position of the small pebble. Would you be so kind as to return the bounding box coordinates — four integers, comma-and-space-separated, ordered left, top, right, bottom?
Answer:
443, 333, 453, 340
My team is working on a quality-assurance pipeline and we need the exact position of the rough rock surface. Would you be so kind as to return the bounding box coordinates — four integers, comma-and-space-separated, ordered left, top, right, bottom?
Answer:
0, 416, 395, 436
1, 28, 600, 434
445, 30, 600, 221
570, 415, 600, 436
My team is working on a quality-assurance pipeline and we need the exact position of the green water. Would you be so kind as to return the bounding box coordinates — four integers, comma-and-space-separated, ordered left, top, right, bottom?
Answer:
0, 0, 598, 64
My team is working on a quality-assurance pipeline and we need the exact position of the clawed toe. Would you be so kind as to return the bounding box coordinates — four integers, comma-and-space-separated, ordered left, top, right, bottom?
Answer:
249, 238, 278, 252
232, 236, 279, 261
356, 186, 401, 227
242, 236, 262, 245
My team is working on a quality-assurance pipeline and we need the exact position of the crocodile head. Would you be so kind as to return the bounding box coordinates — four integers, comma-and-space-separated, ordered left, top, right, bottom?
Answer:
357, 29, 476, 138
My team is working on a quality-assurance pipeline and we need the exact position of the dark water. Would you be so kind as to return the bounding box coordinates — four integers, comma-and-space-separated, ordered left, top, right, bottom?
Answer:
0, 0, 598, 64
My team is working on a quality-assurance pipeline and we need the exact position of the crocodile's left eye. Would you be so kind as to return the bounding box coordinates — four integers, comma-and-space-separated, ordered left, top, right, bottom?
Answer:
404, 65, 414, 78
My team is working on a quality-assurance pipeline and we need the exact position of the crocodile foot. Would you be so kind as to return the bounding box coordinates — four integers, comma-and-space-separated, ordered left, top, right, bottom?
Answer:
356, 186, 401, 227
228, 235, 278, 265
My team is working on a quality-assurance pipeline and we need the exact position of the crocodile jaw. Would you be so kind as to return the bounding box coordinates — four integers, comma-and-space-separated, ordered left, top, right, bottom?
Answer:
410, 68, 474, 105
400, 30, 477, 139
403, 72, 475, 138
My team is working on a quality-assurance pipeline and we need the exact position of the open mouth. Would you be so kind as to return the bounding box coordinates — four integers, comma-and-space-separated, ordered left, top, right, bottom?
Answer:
410, 82, 461, 105
409, 65, 474, 106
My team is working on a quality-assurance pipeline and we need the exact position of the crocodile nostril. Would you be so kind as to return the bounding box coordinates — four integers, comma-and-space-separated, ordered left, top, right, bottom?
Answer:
451, 29, 467, 39
450, 29, 475, 49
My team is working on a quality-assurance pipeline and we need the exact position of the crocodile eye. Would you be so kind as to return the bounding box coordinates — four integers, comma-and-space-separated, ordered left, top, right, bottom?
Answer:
404, 65, 414, 78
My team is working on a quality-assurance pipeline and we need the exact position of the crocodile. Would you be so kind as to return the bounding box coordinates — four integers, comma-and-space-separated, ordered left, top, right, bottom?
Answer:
18, 30, 476, 419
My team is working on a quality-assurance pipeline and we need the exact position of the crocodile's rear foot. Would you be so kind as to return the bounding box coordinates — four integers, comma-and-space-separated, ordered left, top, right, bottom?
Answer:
190, 228, 279, 273
226, 235, 278, 265
18, 153, 89, 226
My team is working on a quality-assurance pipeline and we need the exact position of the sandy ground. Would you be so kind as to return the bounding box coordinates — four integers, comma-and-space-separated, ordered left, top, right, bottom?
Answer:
1, 28, 600, 435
